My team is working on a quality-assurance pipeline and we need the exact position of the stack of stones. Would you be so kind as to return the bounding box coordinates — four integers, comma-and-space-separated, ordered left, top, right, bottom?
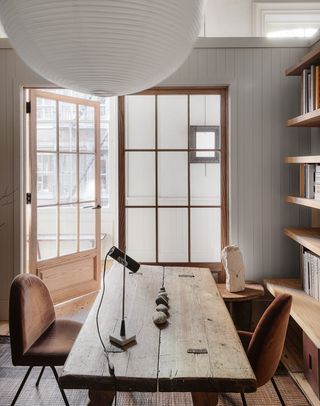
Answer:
152, 287, 169, 326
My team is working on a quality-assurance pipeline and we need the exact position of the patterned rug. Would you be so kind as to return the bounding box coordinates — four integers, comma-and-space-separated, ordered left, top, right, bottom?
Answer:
0, 337, 310, 406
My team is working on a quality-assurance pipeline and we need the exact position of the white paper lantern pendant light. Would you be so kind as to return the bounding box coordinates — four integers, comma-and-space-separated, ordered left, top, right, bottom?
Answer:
0, 0, 204, 96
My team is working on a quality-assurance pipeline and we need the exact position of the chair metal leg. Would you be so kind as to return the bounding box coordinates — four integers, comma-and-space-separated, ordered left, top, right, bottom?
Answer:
11, 366, 33, 406
240, 392, 247, 406
50, 366, 70, 406
271, 377, 286, 406
36, 366, 45, 387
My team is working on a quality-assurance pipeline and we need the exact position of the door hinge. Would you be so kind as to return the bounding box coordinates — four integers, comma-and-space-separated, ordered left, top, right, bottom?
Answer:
26, 193, 32, 204
26, 101, 31, 114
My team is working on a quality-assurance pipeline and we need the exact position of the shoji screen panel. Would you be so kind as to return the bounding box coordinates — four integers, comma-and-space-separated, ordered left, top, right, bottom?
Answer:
120, 88, 228, 270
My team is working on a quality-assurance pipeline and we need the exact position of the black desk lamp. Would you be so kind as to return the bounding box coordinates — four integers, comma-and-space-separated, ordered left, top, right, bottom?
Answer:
108, 246, 140, 347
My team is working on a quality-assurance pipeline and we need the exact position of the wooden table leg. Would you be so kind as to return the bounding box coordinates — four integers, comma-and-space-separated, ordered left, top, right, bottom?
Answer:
88, 389, 115, 406
191, 392, 218, 406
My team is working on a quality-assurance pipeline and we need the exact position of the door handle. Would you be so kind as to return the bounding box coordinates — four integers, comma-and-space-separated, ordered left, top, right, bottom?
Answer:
82, 204, 102, 210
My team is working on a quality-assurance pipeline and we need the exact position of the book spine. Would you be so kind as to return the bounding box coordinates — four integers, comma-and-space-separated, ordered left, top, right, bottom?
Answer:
316, 66, 320, 110
302, 70, 307, 114
311, 65, 315, 111
305, 164, 315, 199
303, 250, 308, 294
308, 73, 311, 113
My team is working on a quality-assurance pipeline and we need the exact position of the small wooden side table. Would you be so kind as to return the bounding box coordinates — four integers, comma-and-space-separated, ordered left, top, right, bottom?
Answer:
217, 283, 265, 331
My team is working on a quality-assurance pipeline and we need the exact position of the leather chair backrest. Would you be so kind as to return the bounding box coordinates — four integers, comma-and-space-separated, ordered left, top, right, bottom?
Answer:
9, 274, 55, 365
247, 293, 292, 387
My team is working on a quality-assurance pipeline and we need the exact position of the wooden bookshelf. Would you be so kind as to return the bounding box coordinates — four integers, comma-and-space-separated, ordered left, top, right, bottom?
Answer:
283, 47, 320, 402
265, 278, 320, 351
265, 279, 320, 405
286, 196, 320, 210
286, 47, 320, 76
284, 228, 320, 256
285, 156, 320, 164
287, 109, 320, 127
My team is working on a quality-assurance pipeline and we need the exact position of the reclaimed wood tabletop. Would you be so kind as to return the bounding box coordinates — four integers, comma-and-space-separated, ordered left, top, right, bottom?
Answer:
60, 264, 256, 405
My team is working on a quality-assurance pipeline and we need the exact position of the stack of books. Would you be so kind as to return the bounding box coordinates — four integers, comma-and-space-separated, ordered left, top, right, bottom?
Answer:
304, 163, 320, 200
301, 65, 320, 114
316, 165, 320, 200
303, 249, 320, 300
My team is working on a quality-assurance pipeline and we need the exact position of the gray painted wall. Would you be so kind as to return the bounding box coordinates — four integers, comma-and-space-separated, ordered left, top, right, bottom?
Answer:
0, 42, 311, 318
161, 46, 311, 281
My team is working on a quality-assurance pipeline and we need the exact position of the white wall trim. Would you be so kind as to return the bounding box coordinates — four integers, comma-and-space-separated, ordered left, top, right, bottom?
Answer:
2, 37, 313, 51
253, 2, 320, 37
195, 36, 311, 49
0, 38, 10, 48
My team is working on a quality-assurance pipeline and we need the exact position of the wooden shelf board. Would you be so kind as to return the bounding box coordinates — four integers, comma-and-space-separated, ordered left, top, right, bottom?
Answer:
286, 47, 320, 76
287, 109, 320, 127
285, 156, 320, 164
284, 227, 320, 257
264, 278, 320, 349
266, 279, 320, 405
286, 196, 320, 210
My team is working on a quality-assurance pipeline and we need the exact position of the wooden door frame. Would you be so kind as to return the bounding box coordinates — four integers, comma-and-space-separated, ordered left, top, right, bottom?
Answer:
118, 87, 229, 279
28, 89, 101, 302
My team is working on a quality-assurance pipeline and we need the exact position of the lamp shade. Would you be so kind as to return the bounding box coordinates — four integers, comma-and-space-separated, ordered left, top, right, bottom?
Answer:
0, 0, 204, 96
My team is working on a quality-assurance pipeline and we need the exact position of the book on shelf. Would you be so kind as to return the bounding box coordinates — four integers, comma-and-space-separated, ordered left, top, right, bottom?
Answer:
301, 65, 320, 114
301, 163, 320, 200
303, 249, 320, 300
304, 163, 315, 199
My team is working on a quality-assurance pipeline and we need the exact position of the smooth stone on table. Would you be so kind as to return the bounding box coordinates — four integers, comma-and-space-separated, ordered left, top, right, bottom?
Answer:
156, 304, 169, 315
156, 296, 169, 307
152, 311, 167, 325
158, 292, 169, 301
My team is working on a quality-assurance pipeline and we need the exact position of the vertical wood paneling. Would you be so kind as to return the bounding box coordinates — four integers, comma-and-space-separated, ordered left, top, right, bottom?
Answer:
0, 50, 49, 318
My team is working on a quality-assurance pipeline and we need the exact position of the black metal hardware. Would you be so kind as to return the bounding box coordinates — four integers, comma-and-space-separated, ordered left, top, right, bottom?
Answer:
82, 204, 101, 209
26, 101, 31, 114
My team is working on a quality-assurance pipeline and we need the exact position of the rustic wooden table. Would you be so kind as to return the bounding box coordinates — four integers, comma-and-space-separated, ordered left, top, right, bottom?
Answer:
60, 264, 256, 406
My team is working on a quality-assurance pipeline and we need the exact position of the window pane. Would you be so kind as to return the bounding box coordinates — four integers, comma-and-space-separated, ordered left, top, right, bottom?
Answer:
60, 205, 77, 256
59, 102, 77, 152
37, 206, 57, 260
191, 208, 221, 262
158, 208, 188, 262
79, 154, 95, 202
158, 152, 188, 205
101, 150, 109, 208
126, 208, 156, 262
37, 153, 57, 206
126, 152, 155, 205
59, 153, 77, 204
190, 158, 221, 206
158, 95, 188, 149
190, 95, 220, 126
36, 97, 56, 151
79, 202, 96, 251
126, 95, 155, 149
79, 105, 95, 152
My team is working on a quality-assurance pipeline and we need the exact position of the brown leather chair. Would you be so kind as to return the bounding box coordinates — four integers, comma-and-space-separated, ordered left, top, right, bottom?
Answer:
9, 274, 82, 406
237, 293, 292, 406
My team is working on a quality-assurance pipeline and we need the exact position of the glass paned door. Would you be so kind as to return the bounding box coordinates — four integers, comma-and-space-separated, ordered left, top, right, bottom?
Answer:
29, 90, 101, 303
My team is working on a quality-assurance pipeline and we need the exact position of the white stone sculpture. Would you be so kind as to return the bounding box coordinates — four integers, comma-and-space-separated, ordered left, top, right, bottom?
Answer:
221, 245, 245, 293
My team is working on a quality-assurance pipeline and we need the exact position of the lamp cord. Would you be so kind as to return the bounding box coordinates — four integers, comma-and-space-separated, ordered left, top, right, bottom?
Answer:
95, 248, 118, 405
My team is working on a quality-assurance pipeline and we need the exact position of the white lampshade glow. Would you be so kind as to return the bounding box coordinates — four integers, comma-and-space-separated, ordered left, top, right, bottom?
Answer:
0, 0, 204, 96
